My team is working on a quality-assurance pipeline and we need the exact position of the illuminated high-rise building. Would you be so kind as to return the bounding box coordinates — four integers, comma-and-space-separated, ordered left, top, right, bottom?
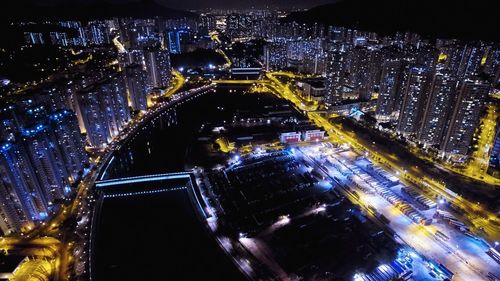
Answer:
199, 14, 217, 34
456, 44, 485, 78
49, 32, 70, 46
0, 179, 27, 235
48, 110, 88, 183
21, 124, 69, 202
325, 49, 348, 106
375, 60, 407, 121
58, 21, 87, 46
396, 66, 433, 135
225, 14, 252, 38
349, 46, 381, 101
442, 44, 485, 79
76, 91, 109, 148
481, 47, 499, 76
118, 49, 145, 69
144, 47, 171, 89
24, 32, 45, 45
264, 41, 287, 71
0, 108, 88, 235
414, 45, 439, 69
0, 142, 49, 224
124, 65, 149, 112
418, 69, 458, 146
285, 38, 325, 74
88, 20, 111, 45
76, 74, 130, 148
441, 77, 489, 156
167, 30, 187, 54
19, 86, 72, 113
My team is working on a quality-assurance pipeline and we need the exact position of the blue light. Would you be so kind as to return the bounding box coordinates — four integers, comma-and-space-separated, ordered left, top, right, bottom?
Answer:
96, 173, 191, 188
21, 123, 46, 137
49, 110, 71, 122
64, 186, 71, 194
0, 142, 12, 153
103, 186, 187, 198
0, 78, 10, 86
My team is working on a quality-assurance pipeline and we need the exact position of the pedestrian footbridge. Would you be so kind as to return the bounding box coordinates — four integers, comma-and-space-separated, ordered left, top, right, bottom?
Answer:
94, 172, 208, 218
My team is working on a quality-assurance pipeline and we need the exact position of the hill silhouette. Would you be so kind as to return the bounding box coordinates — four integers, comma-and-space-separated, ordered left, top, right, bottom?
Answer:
285, 0, 498, 42
0, 0, 197, 22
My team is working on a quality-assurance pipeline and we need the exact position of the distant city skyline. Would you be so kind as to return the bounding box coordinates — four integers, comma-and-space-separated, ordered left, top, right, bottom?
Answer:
9, 0, 339, 10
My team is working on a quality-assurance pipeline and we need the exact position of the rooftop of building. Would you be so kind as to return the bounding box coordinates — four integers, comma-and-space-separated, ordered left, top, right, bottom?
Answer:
299, 78, 325, 88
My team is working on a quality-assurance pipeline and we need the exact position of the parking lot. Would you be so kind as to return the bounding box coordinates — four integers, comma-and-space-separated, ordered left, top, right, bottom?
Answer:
301, 143, 500, 281
206, 150, 330, 231
202, 149, 415, 280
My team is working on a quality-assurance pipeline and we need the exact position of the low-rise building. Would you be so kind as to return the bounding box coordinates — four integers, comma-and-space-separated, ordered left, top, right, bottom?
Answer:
279, 132, 301, 143
296, 79, 326, 102
302, 129, 325, 142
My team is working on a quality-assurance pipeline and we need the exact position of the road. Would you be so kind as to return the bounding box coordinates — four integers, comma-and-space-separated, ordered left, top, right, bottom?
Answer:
164, 69, 186, 98
462, 103, 498, 182
209, 31, 232, 68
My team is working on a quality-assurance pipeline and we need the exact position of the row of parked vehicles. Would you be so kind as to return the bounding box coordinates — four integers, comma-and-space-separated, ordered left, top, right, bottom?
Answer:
400, 186, 437, 210
348, 164, 431, 225
364, 162, 400, 187
380, 189, 432, 225
435, 210, 470, 232
352, 170, 432, 225
327, 154, 431, 225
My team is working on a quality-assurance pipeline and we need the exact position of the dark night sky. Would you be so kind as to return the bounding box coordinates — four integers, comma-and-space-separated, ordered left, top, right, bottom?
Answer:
23, 0, 339, 9
158, 0, 338, 9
